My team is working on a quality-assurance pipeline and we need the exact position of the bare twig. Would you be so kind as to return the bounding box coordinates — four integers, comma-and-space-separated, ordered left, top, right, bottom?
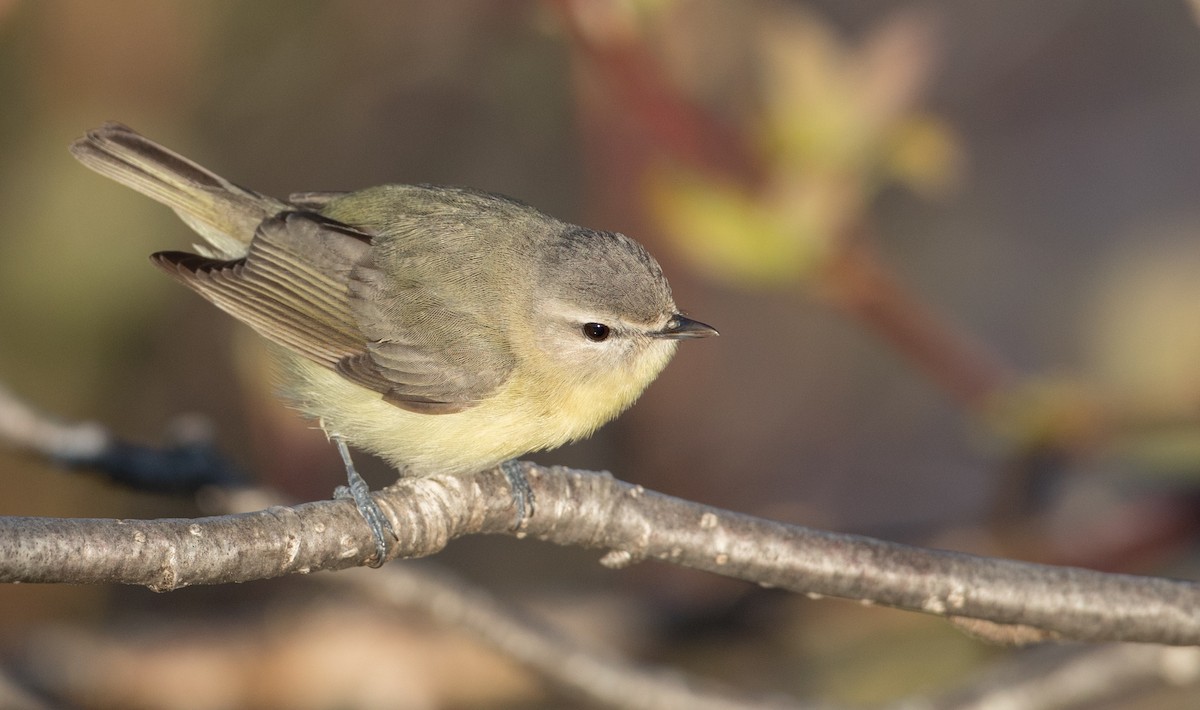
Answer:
0, 464, 1197, 645
7, 383, 1191, 708
0, 390, 817, 710
3, 372, 1200, 706
2, 372, 1198, 652
2, 376, 1199, 645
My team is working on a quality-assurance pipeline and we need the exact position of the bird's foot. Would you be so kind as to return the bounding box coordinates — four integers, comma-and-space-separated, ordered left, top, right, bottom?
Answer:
330, 434, 396, 567
499, 459, 535, 529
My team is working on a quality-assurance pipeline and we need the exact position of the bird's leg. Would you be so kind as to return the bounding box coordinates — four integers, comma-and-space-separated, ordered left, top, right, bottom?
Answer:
499, 459, 535, 528
329, 433, 396, 567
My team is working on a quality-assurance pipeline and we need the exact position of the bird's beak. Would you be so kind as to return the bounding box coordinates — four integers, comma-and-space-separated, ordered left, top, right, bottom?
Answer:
654, 314, 719, 340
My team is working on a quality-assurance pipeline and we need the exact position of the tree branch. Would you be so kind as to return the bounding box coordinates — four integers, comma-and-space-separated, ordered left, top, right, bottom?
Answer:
1, 463, 1197, 645
2, 377, 1198, 647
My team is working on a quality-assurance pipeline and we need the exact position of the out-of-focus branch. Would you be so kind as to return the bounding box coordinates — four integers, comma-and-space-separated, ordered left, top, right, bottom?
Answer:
0, 382, 109, 462
548, 0, 762, 185
0, 663, 51, 710
908, 643, 1200, 710
0, 382, 243, 493
334, 564, 817, 710
819, 236, 1015, 410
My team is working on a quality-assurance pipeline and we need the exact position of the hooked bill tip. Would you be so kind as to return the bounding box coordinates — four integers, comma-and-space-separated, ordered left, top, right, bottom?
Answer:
655, 314, 719, 340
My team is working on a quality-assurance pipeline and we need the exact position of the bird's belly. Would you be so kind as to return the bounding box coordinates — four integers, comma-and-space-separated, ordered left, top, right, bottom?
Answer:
276, 357, 611, 477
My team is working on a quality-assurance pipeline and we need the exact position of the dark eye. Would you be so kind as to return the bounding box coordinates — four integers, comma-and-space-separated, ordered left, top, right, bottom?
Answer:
582, 322, 611, 342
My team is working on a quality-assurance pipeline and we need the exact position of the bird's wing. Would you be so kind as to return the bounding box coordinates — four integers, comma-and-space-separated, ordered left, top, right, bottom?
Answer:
155, 210, 511, 414
348, 245, 516, 415
288, 191, 348, 210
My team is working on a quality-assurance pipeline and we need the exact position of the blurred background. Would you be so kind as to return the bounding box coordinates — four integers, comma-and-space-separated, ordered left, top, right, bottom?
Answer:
2, 1, 1200, 707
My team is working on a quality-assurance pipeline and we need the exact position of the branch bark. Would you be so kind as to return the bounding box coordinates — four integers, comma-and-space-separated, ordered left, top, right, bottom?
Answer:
1, 463, 1197, 646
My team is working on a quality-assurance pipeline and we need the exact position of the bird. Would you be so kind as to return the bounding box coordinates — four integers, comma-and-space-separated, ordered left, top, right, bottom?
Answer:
71, 122, 717, 564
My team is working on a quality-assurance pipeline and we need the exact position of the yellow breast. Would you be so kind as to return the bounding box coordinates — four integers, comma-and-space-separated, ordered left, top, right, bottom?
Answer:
274, 339, 676, 477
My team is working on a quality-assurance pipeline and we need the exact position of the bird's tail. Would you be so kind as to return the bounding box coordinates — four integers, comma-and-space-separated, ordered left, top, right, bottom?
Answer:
70, 122, 287, 259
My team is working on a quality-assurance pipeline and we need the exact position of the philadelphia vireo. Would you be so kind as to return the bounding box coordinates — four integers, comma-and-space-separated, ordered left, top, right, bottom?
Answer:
71, 122, 717, 563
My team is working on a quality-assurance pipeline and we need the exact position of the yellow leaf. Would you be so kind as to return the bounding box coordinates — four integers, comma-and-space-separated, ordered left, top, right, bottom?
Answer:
885, 116, 963, 198
647, 166, 827, 286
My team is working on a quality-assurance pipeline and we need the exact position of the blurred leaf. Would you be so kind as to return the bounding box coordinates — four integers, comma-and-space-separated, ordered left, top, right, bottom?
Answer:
641, 6, 959, 289
1115, 427, 1200, 479
984, 378, 1109, 451
648, 166, 828, 285
757, 12, 870, 174
1087, 239, 1200, 404
884, 115, 963, 199
757, 8, 946, 179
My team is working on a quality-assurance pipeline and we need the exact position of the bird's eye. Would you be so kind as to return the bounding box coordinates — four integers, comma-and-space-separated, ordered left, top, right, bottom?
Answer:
582, 322, 611, 342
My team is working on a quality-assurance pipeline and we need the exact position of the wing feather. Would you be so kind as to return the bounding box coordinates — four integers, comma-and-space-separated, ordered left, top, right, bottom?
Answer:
154, 209, 512, 414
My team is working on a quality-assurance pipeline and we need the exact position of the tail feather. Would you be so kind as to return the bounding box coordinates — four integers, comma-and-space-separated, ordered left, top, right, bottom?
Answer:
70, 122, 287, 259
